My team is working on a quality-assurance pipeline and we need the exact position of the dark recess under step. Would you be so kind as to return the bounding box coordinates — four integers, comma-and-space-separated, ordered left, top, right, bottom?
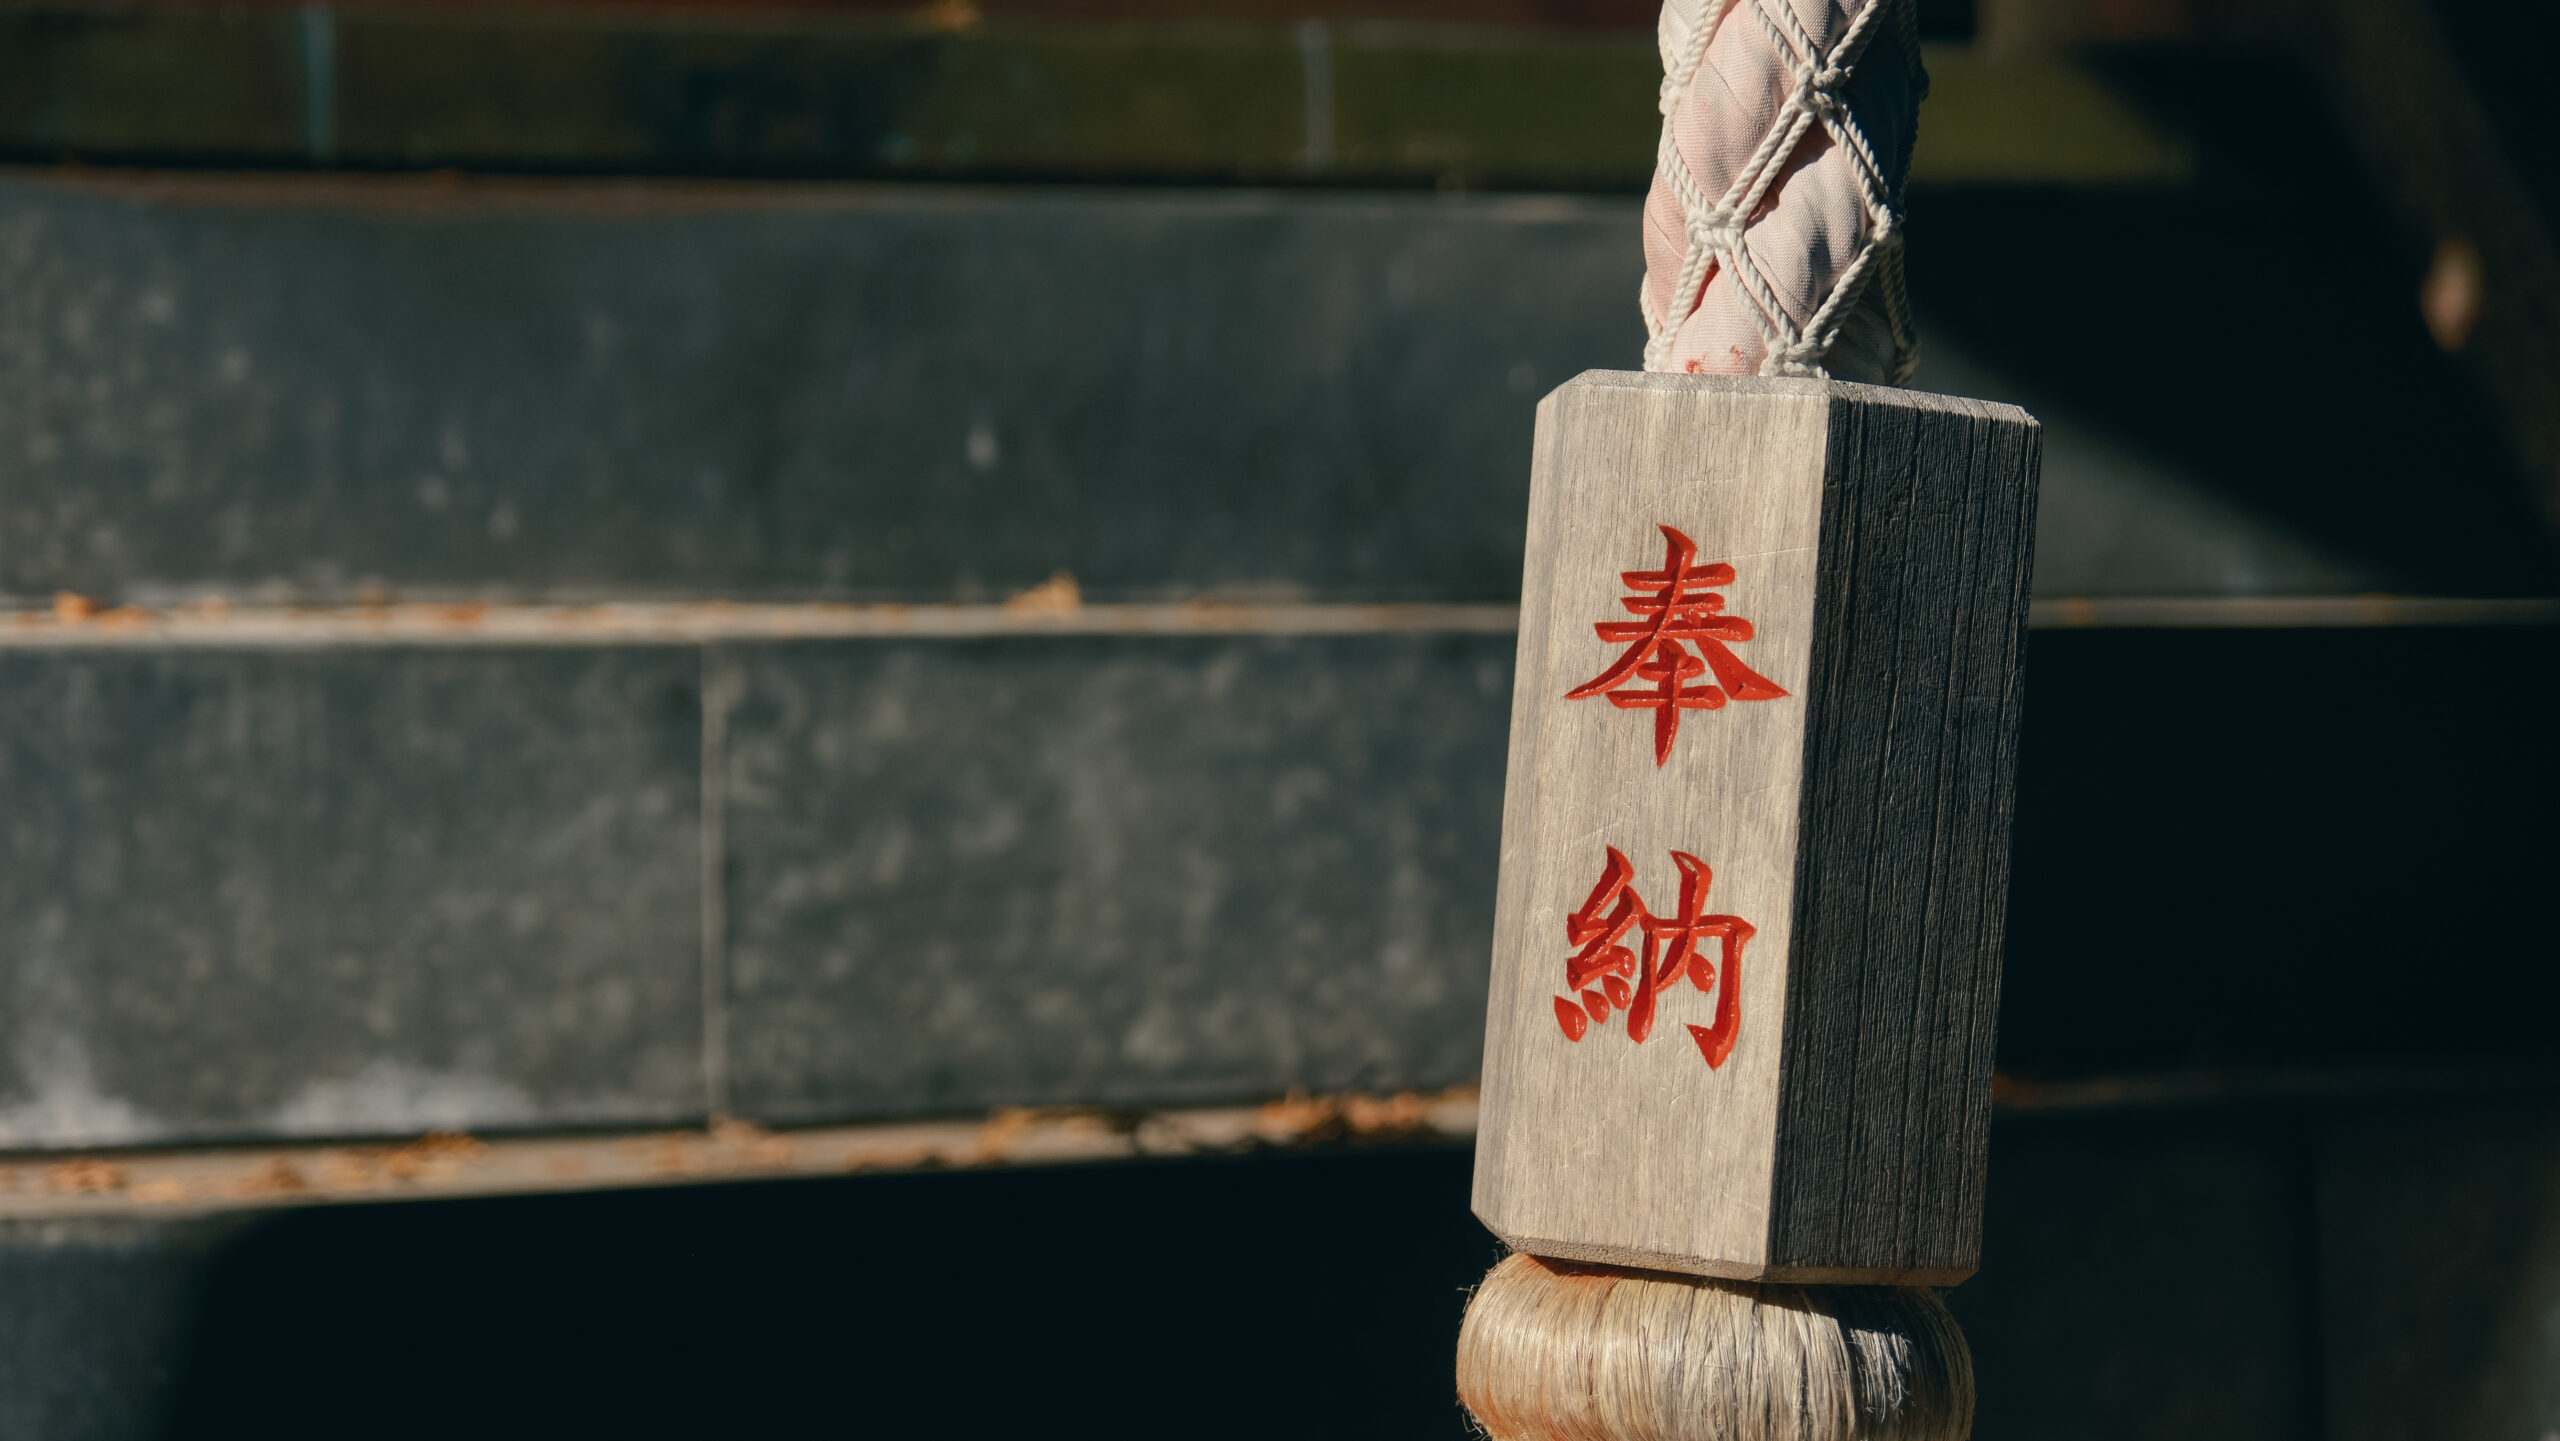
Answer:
12, 1084, 2547, 1441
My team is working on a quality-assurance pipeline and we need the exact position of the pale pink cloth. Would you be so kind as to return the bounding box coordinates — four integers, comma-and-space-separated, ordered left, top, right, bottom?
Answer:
1641, 0, 1920, 384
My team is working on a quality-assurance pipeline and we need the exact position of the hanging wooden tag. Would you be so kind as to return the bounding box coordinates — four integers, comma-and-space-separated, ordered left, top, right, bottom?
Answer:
1472, 371, 2041, 1286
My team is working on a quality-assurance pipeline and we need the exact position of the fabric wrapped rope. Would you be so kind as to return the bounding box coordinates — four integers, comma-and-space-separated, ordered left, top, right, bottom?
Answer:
1641, 0, 1924, 383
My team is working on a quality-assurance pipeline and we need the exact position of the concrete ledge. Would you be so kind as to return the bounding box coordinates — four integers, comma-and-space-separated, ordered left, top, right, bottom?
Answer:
0, 1085, 1483, 1220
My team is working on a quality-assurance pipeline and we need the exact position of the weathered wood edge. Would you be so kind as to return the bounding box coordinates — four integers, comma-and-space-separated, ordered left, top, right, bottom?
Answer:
1767, 383, 2040, 1283
1469, 383, 1571, 1229
1544, 368, 2033, 428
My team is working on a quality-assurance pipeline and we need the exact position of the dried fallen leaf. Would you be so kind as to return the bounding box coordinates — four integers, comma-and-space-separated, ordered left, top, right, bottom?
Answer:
40, 1158, 125, 1194
708, 1117, 796, 1167
971, 1107, 1040, 1162
320, 1151, 382, 1188
1002, 571, 1082, 615
232, 1159, 309, 1197
380, 1131, 484, 1181
1256, 1087, 1342, 1141
639, 1136, 699, 1177
1342, 1091, 1429, 1134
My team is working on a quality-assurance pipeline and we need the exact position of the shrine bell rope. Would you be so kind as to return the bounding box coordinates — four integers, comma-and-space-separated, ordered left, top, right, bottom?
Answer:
1641, 0, 1922, 384
1451, 1, 2041, 1437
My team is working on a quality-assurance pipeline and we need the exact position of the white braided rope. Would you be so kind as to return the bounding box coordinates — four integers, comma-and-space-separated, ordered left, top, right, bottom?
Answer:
1640, 0, 1924, 384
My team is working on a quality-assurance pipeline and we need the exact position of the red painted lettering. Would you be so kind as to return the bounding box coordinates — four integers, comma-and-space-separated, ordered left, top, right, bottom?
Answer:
1565, 525, 1787, 765
1552, 845, 1755, 1068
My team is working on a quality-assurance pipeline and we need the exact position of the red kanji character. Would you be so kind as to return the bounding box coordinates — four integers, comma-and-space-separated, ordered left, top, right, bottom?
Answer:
1563, 846, 1642, 994
1565, 525, 1788, 765
1552, 846, 1756, 1069
1635, 852, 1754, 1068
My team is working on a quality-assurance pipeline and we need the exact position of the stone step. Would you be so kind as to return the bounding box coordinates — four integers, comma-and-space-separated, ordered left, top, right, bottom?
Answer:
0, 174, 1636, 607
1, 616, 2552, 1153
0, 615, 1509, 1149
5, 169, 2553, 610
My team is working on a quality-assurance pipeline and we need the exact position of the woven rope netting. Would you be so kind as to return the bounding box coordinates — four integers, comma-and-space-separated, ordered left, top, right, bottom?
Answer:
1642, 0, 1925, 384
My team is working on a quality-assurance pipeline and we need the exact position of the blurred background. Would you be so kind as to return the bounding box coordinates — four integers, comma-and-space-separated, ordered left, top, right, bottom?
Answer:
0, 0, 2555, 1435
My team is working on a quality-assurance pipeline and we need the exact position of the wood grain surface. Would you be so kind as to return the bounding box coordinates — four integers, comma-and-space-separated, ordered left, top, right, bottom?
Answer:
1472, 371, 2039, 1285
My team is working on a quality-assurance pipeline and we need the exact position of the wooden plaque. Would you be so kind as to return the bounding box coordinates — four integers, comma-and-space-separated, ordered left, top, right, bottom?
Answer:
1471, 372, 2040, 1285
